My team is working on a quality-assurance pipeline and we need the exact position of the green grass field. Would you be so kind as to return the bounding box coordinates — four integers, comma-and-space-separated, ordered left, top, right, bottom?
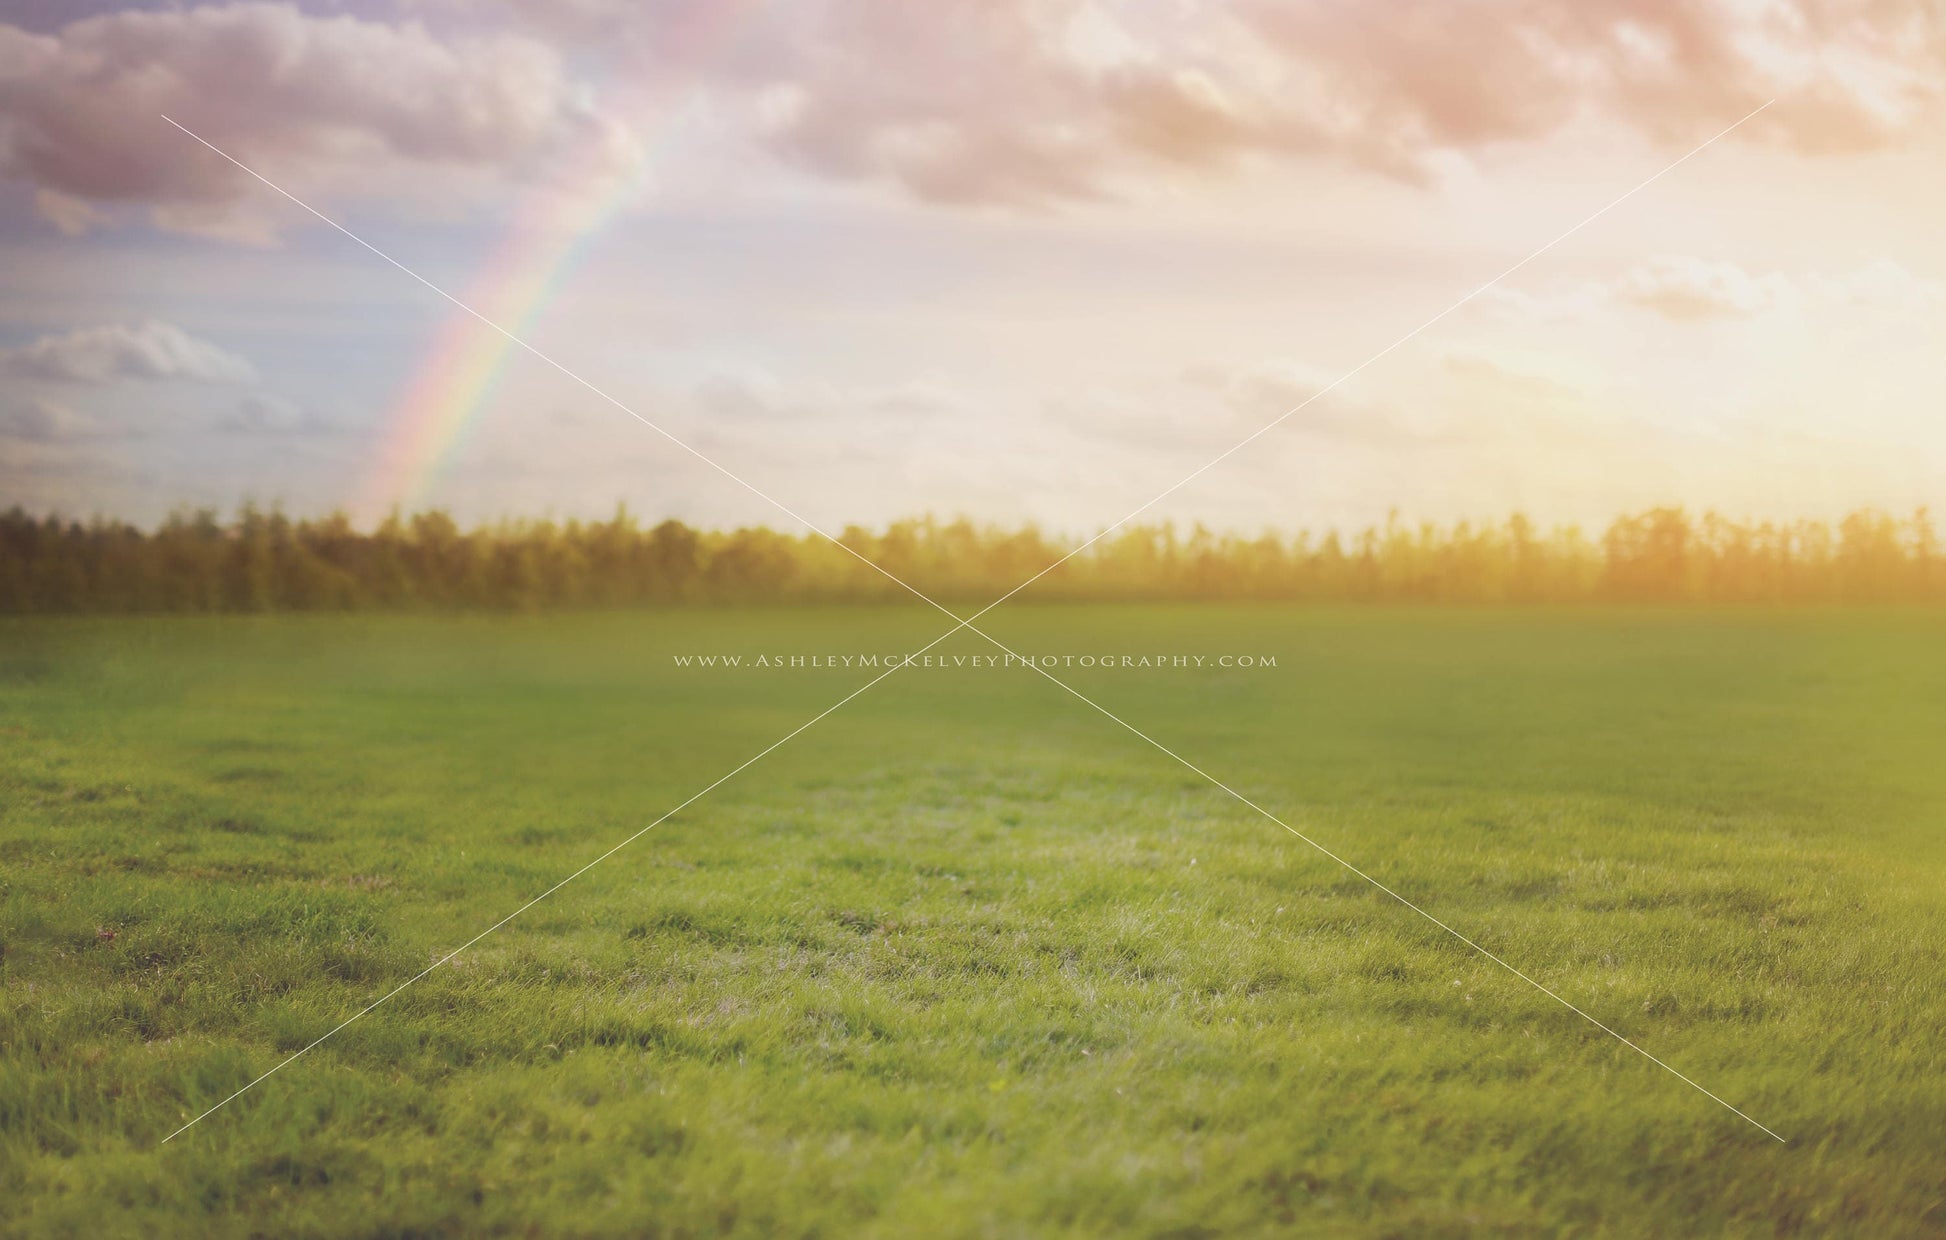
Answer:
3, 606, 1943, 1237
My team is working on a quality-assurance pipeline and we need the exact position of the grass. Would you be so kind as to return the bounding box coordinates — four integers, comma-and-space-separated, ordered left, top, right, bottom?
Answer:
2, 605, 1943, 1237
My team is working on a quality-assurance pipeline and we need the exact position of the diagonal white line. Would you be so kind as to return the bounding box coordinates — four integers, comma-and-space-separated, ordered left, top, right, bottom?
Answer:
156, 106, 1784, 1144
162, 649, 922, 1143
156, 112, 1043, 1144
1012, 659, 1789, 1143
159, 114, 990, 640
930, 100, 1776, 639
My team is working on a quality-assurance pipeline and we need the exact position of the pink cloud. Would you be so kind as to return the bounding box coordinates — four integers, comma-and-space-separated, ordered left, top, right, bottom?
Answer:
3, 1, 1941, 223
742, 0, 1945, 205
0, 2, 635, 237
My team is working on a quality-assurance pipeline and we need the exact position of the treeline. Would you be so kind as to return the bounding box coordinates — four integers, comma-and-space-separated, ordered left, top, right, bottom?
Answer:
1, 504, 1942, 612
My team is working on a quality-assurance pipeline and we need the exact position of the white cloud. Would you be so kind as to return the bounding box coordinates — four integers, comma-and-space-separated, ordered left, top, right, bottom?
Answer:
1811, 258, 1946, 312
692, 368, 971, 423
0, 397, 98, 442
219, 391, 317, 435
0, 321, 258, 385
1614, 256, 1800, 320
1490, 256, 1946, 322
1047, 359, 1403, 455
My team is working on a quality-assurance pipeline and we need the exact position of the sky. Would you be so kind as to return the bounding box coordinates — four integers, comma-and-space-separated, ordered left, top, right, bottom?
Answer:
1, 0, 1943, 536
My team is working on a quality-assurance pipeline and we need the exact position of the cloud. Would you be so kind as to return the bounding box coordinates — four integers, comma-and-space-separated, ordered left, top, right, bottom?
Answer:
1235, 1, 1919, 156
1050, 360, 1394, 453
1615, 256, 1800, 320
1191, 359, 1435, 444
7, 2, 1941, 224
1197, 361, 1333, 418
1812, 258, 1946, 312
0, 2, 638, 238
1490, 255, 1946, 322
740, 2, 1105, 208
1045, 349, 1645, 484
693, 369, 831, 422
656, 0, 1946, 205
1434, 351, 1613, 446
0, 321, 258, 384
219, 391, 319, 435
0, 397, 97, 442
692, 368, 970, 422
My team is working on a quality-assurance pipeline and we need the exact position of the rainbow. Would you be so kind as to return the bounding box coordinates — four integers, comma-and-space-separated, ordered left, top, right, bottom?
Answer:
360, 4, 760, 521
